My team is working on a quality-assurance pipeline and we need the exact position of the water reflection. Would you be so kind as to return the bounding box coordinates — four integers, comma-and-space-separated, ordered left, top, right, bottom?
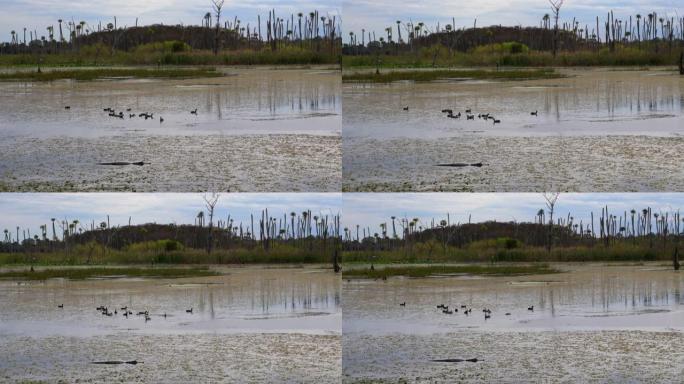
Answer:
0, 267, 341, 337
0, 68, 340, 137
343, 264, 684, 334
343, 69, 684, 138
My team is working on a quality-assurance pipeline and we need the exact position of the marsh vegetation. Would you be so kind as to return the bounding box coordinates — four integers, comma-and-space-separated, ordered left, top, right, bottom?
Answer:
0, 5, 341, 67
343, 197, 684, 270
344, 6, 684, 69
1, 199, 341, 270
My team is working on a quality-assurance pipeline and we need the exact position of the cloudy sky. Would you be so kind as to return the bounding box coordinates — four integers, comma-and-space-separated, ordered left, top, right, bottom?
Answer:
344, 0, 683, 42
0, 0, 341, 43
341, 193, 684, 232
3, 193, 684, 239
0, 193, 341, 239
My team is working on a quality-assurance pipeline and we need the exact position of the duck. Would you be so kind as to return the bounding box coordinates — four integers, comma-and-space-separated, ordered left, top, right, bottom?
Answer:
505, 312, 511, 316
466, 115, 475, 120
441, 109, 453, 114
126, 108, 132, 112
528, 306, 534, 311
493, 119, 501, 124
191, 109, 198, 115
399, 302, 406, 306
403, 106, 409, 111
129, 114, 135, 118
159, 117, 164, 123
64, 106, 71, 110
186, 308, 193, 314
530, 110, 538, 116
57, 304, 64, 308
465, 108, 472, 113
484, 313, 491, 319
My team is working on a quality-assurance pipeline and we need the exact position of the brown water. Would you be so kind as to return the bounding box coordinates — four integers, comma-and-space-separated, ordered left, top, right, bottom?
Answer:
343, 68, 684, 192
0, 67, 341, 192
0, 266, 341, 383
342, 263, 684, 383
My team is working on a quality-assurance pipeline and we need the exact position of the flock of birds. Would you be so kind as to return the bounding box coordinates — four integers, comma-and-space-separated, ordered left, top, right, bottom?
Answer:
398, 302, 535, 320
402, 105, 539, 124
56, 303, 194, 322
63, 105, 200, 123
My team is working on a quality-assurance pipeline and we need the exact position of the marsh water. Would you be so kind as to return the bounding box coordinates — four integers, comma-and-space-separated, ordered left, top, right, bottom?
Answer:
0, 67, 341, 191
343, 263, 684, 383
343, 68, 684, 191
0, 266, 341, 383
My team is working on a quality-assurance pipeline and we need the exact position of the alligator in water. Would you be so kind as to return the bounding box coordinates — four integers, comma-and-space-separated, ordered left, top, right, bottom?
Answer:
435, 163, 484, 168
98, 161, 147, 166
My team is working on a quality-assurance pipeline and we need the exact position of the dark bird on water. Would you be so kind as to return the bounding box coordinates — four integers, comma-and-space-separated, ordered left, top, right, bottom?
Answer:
159, 117, 164, 123
64, 106, 70, 110
191, 109, 198, 115
530, 110, 538, 116
493, 119, 501, 124
399, 302, 406, 306
403, 106, 409, 111
186, 308, 193, 313
528, 306, 534, 311
58, 304, 64, 308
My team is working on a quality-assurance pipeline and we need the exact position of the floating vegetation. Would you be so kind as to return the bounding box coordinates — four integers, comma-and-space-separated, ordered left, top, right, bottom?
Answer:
343, 264, 559, 279
0, 68, 223, 81
342, 68, 563, 83
0, 266, 219, 280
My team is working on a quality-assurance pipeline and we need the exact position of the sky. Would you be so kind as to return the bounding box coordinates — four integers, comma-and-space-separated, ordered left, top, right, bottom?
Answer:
0, 193, 341, 239
343, 0, 684, 43
3, 193, 684, 240
0, 0, 341, 43
341, 193, 684, 232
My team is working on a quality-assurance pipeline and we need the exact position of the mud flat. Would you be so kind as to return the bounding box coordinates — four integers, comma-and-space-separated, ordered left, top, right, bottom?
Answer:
0, 266, 341, 383
0, 134, 340, 192
343, 135, 684, 192
342, 263, 684, 383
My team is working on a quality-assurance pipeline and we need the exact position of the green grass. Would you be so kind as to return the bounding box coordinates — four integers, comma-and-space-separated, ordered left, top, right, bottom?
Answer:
342, 68, 563, 83
343, 264, 559, 279
0, 266, 219, 280
343, 44, 681, 69
0, 242, 333, 266
0, 67, 223, 81
0, 44, 339, 67
343, 238, 677, 264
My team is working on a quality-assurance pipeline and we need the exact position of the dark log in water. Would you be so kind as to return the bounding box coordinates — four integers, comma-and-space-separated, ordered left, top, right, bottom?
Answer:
98, 162, 146, 166
431, 358, 480, 363
91, 360, 141, 365
435, 163, 484, 168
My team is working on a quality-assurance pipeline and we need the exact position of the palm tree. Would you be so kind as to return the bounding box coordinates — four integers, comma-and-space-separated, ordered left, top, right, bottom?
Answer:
58, 19, 63, 42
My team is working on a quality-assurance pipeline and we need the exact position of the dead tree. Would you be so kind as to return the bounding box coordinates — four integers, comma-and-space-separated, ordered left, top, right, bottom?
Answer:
544, 192, 560, 252
548, 0, 564, 58
204, 193, 220, 254
211, 0, 224, 55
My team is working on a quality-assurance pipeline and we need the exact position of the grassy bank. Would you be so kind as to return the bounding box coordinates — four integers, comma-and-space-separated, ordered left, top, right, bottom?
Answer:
343, 264, 558, 279
342, 68, 562, 83
0, 242, 332, 266
344, 240, 678, 264
0, 266, 219, 280
0, 45, 338, 68
0, 67, 223, 81
343, 45, 681, 68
